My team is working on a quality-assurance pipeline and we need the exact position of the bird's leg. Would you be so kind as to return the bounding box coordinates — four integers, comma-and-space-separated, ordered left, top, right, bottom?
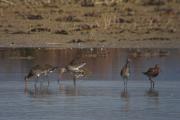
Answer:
125, 79, 128, 91
150, 81, 152, 89
148, 77, 152, 89
126, 77, 129, 90
34, 77, 38, 90
123, 79, 127, 92
58, 74, 62, 85
73, 76, 76, 87
123, 79, 126, 89
152, 79, 155, 88
125, 80, 127, 88
40, 78, 43, 91
46, 75, 50, 87
58, 78, 60, 84
123, 85, 126, 92
47, 79, 50, 88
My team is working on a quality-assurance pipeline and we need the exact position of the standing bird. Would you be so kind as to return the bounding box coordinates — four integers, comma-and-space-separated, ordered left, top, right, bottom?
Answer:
60, 62, 87, 86
25, 64, 58, 81
120, 59, 130, 89
25, 64, 58, 88
143, 64, 160, 88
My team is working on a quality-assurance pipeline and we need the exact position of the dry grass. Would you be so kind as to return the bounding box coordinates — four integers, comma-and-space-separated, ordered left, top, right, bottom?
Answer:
97, 13, 117, 29
0, 0, 179, 48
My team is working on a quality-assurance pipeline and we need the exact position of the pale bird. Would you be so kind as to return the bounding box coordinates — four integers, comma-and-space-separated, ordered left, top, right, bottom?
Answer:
120, 59, 130, 89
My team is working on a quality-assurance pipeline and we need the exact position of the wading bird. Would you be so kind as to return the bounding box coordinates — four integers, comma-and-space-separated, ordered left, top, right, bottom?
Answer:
60, 62, 87, 86
42, 64, 58, 76
120, 59, 130, 89
143, 64, 160, 88
25, 64, 58, 87
25, 65, 44, 81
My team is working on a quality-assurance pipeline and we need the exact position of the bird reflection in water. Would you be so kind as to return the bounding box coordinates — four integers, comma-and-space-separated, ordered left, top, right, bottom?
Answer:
145, 88, 159, 108
24, 80, 52, 97
121, 88, 130, 112
59, 85, 79, 96
145, 88, 159, 97
121, 87, 129, 98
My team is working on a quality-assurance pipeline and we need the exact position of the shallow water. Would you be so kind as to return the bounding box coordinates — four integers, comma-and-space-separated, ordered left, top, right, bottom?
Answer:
0, 48, 180, 120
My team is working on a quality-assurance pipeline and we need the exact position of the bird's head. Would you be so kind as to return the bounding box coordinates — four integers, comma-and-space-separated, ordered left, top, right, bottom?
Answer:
155, 64, 160, 71
155, 64, 160, 73
126, 58, 131, 64
155, 64, 160, 68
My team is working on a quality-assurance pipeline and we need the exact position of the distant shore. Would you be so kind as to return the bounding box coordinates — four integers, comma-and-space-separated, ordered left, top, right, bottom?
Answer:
0, 37, 180, 48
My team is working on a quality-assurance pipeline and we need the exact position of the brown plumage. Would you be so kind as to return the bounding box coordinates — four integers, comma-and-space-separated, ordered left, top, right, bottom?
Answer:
143, 64, 160, 88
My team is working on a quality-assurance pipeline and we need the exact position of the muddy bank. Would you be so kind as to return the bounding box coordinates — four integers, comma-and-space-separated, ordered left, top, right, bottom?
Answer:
0, 0, 180, 48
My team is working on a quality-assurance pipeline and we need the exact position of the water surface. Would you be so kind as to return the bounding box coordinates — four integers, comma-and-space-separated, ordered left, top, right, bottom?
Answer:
0, 48, 180, 120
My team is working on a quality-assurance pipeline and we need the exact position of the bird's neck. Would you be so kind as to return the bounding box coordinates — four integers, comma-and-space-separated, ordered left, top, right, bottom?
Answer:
125, 62, 130, 68
156, 67, 160, 72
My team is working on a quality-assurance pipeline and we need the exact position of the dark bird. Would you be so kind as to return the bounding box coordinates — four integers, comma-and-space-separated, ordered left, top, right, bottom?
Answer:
143, 64, 160, 88
120, 59, 130, 89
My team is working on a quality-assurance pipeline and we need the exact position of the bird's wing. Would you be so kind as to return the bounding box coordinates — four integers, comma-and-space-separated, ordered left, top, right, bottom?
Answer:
32, 65, 41, 70
120, 69, 123, 76
146, 67, 155, 74
43, 64, 53, 69
120, 66, 125, 76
